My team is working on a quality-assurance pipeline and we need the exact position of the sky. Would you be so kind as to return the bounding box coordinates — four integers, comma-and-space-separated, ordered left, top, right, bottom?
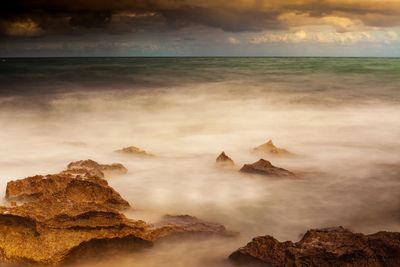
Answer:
1, 0, 400, 57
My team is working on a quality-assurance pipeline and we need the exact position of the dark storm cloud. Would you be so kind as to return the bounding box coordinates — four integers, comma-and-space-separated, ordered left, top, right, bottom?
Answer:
0, 1, 399, 37
160, 6, 283, 32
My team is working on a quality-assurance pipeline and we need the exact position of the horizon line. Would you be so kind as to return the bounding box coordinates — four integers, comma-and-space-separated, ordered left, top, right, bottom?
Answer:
1, 56, 400, 59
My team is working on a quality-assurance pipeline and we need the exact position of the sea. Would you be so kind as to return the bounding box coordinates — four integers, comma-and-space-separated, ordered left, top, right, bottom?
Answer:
0, 57, 399, 266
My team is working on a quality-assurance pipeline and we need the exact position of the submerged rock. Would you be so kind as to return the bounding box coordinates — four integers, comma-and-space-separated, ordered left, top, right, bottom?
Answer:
150, 215, 238, 241
115, 146, 154, 157
240, 159, 296, 178
216, 152, 235, 166
0, 166, 234, 266
229, 226, 400, 267
67, 159, 128, 178
253, 140, 293, 157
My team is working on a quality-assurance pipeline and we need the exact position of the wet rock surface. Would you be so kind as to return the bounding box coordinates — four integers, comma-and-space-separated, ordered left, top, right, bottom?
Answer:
216, 152, 235, 166
229, 226, 400, 267
5, 173, 130, 210
67, 159, 128, 178
150, 215, 238, 241
0, 160, 234, 266
240, 159, 296, 178
253, 140, 293, 157
115, 146, 154, 157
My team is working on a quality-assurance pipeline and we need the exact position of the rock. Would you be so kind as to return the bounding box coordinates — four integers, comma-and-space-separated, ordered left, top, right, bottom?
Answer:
149, 215, 238, 241
216, 152, 235, 166
0, 169, 235, 266
229, 226, 400, 267
67, 159, 128, 178
5, 173, 130, 210
0, 171, 146, 266
240, 159, 296, 178
253, 140, 293, 157
0, 202, 152, 266
115, 146, 154, 157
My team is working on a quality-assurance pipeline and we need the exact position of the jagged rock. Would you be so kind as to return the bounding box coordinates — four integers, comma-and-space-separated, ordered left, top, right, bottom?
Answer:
67, 159, 128, 178
240, 159, 296, 178
229, 226, 400, 267
149, 215, 238, 241
0, 170, 235, 266
5, 173, 130, 210
115, 146, 154, 157
0, 202, 151, 266
216, 152, 235, 166
1, 171, 144, 266
253, 140, 293, 156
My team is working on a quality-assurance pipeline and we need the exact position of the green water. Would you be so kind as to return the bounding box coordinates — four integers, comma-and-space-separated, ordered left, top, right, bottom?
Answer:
0, 57, 399, 104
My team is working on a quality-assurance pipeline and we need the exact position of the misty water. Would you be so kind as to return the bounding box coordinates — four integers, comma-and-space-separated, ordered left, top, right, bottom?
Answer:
1, 58, 400, 266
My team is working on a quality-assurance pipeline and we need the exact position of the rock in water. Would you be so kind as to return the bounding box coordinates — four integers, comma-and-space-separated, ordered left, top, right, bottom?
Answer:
67, 159, 128, 178
240, 159, 296, 178
0, 165, 235, 266
5, 173, 131, 210
115, 146, 154, 157
0, 171, 147, 266
216, 152, 235, 166
229, 226, 400, 267
253, 140, 293, 156
0, 203, 152, 266
150, 215, 238, 241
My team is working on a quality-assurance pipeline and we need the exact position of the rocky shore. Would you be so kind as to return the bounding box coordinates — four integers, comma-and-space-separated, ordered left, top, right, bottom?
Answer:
0, 160, 235, 266
1, 140, 399, 267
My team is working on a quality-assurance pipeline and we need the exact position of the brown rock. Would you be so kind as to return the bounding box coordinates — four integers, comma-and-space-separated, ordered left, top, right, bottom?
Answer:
67, 159, 128, 178
229, 226, 400, 267
1, 171, 146, 266
216, 152, 235, 166
0, 170, 235, 266
253, 140, 294, 157
5, 173, 130, 210
0, 205, 235, 266
240, 159, 296, 178
115, 146, 154, 157
149, 215, 238, 241
0, 202, 151, 266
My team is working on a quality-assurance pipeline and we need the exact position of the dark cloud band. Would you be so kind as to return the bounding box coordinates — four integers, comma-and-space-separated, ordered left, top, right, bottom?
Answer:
1, 0, 399, 37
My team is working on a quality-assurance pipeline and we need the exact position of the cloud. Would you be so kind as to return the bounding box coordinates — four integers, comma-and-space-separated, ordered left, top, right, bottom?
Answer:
248, 28, 400, 45
227, 36, 241, 44
386, 31, 399, 41
0, 18, 44, 37
1, 0, 400, 36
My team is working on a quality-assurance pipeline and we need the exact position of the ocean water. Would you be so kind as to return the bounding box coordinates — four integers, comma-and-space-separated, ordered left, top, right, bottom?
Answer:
0, 57, 400, 266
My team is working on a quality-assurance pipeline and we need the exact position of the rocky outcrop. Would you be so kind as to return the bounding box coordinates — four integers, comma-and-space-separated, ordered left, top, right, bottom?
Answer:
115, 146, 154, 157
0, 163, 234, 266
0, 201, 151, 266
240, 159, 296, 178
216, 152, 235, 166
67, 159, 128, 178
229, 226, 400, 267
253, 140, 293, 157
5, 173, 130, 210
